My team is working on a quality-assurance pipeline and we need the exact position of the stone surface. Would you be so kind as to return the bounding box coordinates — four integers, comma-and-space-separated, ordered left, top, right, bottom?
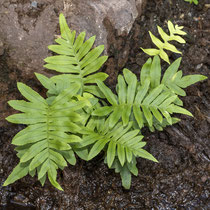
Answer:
0, 0, 146, 75
63, 0, 145, 49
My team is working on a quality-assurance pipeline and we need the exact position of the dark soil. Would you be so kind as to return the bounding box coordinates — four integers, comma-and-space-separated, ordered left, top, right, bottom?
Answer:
0, 0, 210, 209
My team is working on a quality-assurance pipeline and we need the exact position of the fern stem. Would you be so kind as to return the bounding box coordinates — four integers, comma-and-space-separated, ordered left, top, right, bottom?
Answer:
72, 46, 84, 95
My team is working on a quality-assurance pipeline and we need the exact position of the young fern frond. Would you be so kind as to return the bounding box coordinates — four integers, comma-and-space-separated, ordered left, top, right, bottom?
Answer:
44, 14, 108, 96
3, 82, 88, 190
141, 21, 186, 63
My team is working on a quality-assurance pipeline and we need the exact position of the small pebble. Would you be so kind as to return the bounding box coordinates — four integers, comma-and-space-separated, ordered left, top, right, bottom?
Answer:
196, 63, 203, 70
14, 194, 29, 204
201, 175, 208, 183
180, 14, 184, 19
31, 1, 38, 8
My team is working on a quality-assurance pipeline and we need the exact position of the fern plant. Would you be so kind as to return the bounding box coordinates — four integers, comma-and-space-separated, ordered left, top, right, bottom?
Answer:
3, 13, 207, 190
141, 21, 186, 63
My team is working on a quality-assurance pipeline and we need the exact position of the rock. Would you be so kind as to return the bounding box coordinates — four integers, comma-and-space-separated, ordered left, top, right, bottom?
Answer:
63, 0, 146, 52
0, 0, 59, 75
0, 0, 146, 75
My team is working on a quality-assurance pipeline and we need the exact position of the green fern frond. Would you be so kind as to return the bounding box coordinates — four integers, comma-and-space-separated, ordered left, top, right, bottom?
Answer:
3, 82, 88, 190
81, 120, 156, 164
140, 56, 207, 96
77, 119, 157, 189
161, 59, 207, 96
44, 13, 108, 96
141, 21, 186, 63
92, 68, 191, 129
92, 56, 207, 129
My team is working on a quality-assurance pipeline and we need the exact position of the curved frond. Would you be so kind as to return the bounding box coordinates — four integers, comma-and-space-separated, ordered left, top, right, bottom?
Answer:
43, 13, 108, 96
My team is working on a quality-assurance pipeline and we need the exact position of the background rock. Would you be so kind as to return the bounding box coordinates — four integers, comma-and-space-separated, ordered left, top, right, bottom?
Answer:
63, 0, 145, 50
0, 0, 146, 75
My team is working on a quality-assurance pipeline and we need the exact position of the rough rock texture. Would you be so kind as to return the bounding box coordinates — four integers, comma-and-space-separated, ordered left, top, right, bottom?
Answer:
63, 0, 145, 51
0, 0, 145, 75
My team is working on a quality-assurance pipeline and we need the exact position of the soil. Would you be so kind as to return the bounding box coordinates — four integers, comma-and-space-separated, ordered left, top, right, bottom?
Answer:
0, 0, 210, 209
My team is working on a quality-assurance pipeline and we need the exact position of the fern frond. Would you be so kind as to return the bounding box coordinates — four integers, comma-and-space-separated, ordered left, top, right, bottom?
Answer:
92, 67, 192, 129
161, 59, 207, 96
77, 119, 157, 189
4, 82, 88, 190
141, 21, 187, 63
140, 56, 207, 97
78, 119, 157, 167
43, 13, 108, 96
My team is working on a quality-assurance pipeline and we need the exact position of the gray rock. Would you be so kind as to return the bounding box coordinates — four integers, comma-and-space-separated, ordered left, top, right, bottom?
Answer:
0, 0, 146, 75
63, 0, 146, 52
0, 1, 59, 75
